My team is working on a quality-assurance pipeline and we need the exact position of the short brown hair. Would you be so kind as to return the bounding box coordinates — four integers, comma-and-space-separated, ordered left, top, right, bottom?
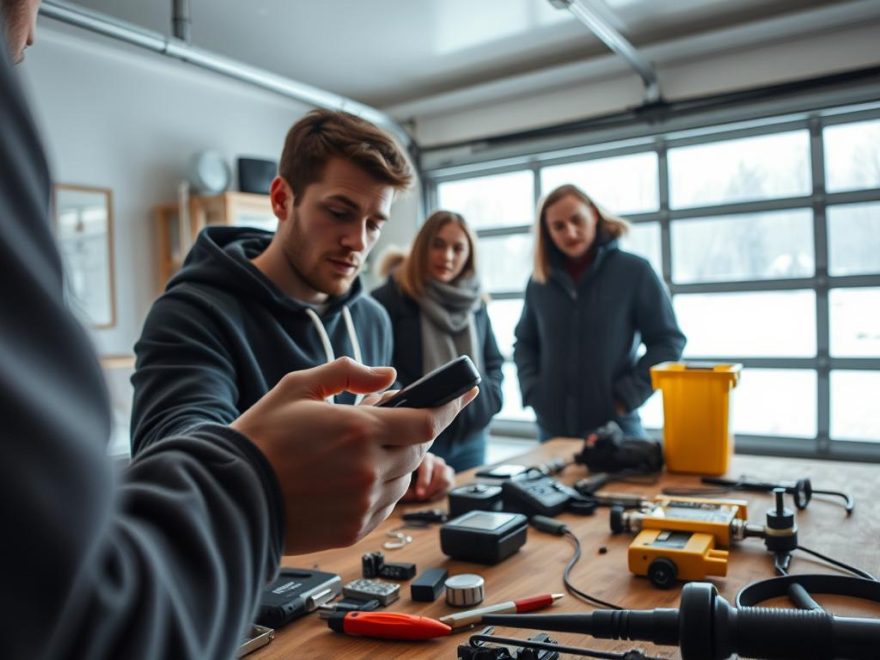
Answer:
278, 109, 413, 203
533, 184, 629, 283
397, 210, 478, 298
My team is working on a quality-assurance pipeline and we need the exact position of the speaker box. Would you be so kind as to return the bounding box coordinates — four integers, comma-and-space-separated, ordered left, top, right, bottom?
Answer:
237, 157, 277, 194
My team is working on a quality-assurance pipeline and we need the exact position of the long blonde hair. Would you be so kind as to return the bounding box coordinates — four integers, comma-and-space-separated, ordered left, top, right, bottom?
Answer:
397, 210, 479, 299
532, 184, 630, 284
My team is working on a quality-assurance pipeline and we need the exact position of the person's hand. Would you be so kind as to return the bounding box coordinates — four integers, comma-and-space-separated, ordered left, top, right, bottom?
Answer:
401, 453, 455, 503
231, 357, 477, 555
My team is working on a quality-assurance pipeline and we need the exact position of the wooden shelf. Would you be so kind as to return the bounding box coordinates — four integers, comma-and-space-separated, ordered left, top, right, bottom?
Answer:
153, 192, 274, 291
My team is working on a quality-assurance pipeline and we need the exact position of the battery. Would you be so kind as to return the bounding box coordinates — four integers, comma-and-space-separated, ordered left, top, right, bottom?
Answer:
342, 579, 400, 606
410, 567, 448, 602
379, 562, 416, 580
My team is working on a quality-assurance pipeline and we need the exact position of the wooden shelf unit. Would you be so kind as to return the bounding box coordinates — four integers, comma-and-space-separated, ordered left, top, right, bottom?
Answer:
153, 192, 274, 290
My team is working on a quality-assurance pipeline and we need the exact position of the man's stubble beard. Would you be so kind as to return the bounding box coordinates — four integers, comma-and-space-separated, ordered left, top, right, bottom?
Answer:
284, 207, 357, 298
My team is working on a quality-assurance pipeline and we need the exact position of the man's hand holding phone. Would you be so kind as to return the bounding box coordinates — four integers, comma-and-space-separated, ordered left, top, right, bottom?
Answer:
373, 355, 481, 501
231, 357, 478, 554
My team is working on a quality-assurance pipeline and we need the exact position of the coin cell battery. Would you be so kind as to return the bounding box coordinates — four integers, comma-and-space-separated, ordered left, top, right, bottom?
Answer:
445, 573, 485, 607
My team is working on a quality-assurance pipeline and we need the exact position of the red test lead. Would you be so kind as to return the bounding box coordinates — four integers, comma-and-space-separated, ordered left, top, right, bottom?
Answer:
325, 611, 451, 640
439, 593, 564, 629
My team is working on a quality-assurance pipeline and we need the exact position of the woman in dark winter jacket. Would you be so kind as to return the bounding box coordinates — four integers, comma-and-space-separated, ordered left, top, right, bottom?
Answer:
514, 184, 685, 441
372, 211, 504, 471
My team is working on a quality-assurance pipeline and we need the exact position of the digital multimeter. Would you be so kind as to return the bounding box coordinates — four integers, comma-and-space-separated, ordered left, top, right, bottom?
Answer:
440, 510, 528, 564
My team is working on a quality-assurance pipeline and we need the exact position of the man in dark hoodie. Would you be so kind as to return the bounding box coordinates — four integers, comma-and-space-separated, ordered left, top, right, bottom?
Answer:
0, 3, 475, 658
132, 109, 456, 501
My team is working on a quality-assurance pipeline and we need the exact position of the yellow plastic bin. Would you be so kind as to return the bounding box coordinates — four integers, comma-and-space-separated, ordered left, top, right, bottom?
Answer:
650, 362, 742, 475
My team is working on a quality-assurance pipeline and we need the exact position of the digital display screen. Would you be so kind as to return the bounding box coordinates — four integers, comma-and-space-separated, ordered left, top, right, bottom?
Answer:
456, 511, 515, 531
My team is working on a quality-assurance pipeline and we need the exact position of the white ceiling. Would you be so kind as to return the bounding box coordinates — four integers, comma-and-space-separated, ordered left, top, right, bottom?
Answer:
63, 0, 877, 110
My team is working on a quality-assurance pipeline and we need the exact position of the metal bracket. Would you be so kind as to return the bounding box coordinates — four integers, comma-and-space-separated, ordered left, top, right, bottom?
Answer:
549, 0, 663, 105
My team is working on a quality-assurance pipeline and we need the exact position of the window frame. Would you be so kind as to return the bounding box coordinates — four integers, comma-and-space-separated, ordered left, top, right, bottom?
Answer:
423, 102, 880, 462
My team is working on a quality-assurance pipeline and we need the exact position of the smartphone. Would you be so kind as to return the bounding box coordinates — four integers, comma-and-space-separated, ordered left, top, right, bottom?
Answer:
474, 463, 528, 480
378, 355, 481, 409
237, 624, 274, 657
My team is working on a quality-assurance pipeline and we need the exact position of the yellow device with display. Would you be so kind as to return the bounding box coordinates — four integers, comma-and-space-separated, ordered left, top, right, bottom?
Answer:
611, 495, 754, 588
628, 530, 729, 587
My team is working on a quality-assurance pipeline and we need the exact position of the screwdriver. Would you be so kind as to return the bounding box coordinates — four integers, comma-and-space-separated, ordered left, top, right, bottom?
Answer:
325, 611, 451, 640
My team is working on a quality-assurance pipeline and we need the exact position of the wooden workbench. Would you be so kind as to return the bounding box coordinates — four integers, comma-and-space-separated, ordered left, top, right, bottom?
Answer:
250, 439, 880, 659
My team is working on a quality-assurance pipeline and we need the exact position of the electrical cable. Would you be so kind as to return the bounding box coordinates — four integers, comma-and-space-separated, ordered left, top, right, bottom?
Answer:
523, 456, 573, 478
796, 544, 877, 581
529, 515, 623, 610
613, 473, 661, 487
663, 476, 855, 516
773, 554, 789, 576
562, 530, 623, 610
660, 484, 734, 497
737, 572, 880, 612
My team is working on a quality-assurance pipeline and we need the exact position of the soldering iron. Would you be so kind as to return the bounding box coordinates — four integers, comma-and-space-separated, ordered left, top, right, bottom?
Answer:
482, 581, 880, 660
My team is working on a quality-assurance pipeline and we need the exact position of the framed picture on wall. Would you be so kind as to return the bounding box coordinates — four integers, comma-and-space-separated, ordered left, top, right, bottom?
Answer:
53, 183, 117, 328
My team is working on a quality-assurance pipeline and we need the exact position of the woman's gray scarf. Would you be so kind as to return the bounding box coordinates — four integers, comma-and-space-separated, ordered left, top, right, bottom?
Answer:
418, 277, 483, 375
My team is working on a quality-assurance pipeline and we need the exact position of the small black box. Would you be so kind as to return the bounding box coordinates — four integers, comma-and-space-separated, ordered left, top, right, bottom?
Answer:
410, 567, 449, 602
380, 562, 416, 581
256, 568, 341, 628
440, 511, 528, 565
448, 482, 503, 518
237, 157, 277, 194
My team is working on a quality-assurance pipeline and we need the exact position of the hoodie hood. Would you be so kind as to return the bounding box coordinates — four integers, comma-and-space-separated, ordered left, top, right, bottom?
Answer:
134, 225, 393, 418
168, 225, 366, 315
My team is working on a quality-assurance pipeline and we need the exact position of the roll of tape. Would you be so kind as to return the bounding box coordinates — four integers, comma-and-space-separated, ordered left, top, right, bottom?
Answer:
445, 573, 485, 607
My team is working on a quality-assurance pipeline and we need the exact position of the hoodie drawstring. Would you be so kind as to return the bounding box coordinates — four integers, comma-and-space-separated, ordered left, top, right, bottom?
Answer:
341, 306, 363, 365
304, 306, 365, 405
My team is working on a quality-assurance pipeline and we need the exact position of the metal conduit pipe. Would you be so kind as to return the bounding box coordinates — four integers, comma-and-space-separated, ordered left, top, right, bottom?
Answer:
172, 0, 191, 44
549, 0, 662, 105
38, 0, 411, 145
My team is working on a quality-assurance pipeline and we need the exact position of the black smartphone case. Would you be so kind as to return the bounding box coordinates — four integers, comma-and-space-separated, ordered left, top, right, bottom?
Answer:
378, 355, 481, 408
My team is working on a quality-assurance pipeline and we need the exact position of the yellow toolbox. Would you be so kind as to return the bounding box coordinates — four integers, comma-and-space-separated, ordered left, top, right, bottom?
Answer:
650, 362, 742, 475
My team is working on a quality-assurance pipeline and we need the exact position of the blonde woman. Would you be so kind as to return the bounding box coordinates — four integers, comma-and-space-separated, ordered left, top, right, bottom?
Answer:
514, 184, 685, 442
372, 211, 504, 471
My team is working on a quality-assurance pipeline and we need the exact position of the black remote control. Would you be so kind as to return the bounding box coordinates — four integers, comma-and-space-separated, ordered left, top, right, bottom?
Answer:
502, 475, 580, 517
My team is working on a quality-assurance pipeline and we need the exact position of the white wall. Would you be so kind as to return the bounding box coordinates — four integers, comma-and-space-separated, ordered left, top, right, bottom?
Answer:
20, 23, 312, 355
404, 19, 880, 146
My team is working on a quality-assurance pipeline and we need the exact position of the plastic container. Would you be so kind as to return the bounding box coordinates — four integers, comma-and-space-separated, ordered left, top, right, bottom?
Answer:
650, 362, 742, 475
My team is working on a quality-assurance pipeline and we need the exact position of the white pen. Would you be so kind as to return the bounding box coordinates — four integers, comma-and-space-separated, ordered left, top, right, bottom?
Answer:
438, 593, 564, 629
